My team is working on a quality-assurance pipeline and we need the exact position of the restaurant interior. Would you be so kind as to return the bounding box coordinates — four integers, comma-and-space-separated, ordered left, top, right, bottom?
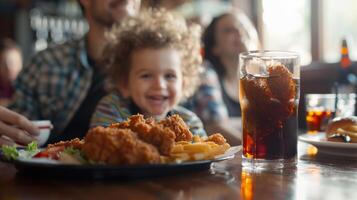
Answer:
1, 0, 357, 128
1, 0, 357, 199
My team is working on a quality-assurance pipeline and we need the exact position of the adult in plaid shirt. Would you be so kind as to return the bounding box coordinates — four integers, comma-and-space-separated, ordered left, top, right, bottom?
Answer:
3, 0, 141, 145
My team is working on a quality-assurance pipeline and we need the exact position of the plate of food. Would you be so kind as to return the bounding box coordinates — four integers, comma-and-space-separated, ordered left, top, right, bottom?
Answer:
299, 116, 357, 158
0, 114, 240, 179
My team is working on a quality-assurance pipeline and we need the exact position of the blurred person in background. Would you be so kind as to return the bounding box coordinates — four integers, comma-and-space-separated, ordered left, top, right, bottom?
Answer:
5, 0, 141, 146
203, 10, 260, 117
186, 10, 260, 145
0, 38, 22, 105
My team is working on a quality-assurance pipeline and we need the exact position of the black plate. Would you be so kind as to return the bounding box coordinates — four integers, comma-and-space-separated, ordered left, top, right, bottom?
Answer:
0, 146, 240, 180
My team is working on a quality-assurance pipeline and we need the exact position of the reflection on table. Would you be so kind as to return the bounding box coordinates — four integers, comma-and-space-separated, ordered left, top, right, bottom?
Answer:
1, 142, 357, 199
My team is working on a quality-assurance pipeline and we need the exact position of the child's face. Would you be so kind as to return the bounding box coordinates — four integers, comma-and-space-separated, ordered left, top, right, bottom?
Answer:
121, 47, 183, 119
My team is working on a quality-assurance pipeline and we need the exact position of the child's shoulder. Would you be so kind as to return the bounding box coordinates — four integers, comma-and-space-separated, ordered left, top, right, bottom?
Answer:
96, 92, 132, 115
91, 92, 132, 127
99, 92, 126, 105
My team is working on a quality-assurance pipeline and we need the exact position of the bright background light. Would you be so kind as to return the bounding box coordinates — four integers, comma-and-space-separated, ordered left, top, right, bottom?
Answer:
323, 0, 357, 63
262, 0, 311, 65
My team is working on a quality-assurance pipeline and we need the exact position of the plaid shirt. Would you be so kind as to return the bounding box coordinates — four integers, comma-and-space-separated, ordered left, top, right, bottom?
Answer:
9, 38, 94, 135
91, 92, 207, 137
181, 61, 229, 123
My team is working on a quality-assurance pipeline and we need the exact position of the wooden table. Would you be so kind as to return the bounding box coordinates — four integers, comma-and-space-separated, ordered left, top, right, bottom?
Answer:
1, 142, 356, 200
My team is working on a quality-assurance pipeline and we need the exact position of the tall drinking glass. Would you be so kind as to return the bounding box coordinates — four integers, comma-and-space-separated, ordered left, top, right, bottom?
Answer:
239, 51, 300, 169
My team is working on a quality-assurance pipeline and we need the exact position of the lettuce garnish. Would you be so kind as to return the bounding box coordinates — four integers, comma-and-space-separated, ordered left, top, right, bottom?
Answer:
26, 141, 38, 152
1, 142, 39, 160
1, 145, 19, 160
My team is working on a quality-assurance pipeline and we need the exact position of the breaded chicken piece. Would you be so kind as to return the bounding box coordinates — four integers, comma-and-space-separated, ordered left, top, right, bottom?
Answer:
158, 114, 193, 142
82, 127, 160, 165
108, 121, 130, 129
94, 114, 191, 157
47, 138, 84, 150
128, 114, 153, 135
127, 115, 175, 155
205, 133, 227, 145
140, 125, 176, 156
109, 115, 155, 130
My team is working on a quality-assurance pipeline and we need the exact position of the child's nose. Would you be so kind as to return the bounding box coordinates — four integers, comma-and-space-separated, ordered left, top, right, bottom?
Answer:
153, 76, 167, 89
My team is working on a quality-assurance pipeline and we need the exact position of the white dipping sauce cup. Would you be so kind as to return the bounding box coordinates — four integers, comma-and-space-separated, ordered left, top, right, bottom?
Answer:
32, 120, 53, 146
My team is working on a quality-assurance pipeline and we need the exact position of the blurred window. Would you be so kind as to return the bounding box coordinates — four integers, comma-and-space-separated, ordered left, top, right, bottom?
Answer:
323, 0, 357, 63
261, 0, 311, 65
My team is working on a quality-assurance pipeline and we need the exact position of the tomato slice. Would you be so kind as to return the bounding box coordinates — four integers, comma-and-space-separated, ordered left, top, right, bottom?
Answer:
33, 146, 65, 160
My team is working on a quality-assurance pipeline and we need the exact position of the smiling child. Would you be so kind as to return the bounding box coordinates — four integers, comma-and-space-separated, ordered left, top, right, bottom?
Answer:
90, 9, 206, 136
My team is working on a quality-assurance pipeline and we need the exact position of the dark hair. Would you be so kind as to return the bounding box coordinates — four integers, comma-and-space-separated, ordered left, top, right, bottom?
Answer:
0, 38, 19, 53
202, 14, 230, 77
203, 12, 260, 77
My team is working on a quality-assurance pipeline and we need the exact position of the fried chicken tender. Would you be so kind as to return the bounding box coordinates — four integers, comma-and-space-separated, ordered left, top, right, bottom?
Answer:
82, 127, 160, 165
47, 138, 84, 150
109, 115, 156, 130
108, 121, 130, 129
108, 114, 193, 155
128, 115, 153, 134
205, 133, 227, 145
159, 114, 193, 142
126, 115, 175, 155
142, 125, 176, 156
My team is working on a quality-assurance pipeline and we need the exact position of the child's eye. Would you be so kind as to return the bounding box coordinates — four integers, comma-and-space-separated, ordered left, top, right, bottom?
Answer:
140, 74, 151, 79
165, 73, 177, 80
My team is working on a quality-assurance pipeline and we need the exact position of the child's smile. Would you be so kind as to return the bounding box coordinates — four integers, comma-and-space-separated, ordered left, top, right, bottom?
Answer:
146, 94, 169, 105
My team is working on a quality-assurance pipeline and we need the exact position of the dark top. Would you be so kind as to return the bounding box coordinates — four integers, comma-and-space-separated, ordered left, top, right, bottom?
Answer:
219, 77, 241, 117
47, 57, 106, 144
0, 82, 14, 98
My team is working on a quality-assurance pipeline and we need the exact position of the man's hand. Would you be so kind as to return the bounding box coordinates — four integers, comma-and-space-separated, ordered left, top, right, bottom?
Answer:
0, 106, 39, 146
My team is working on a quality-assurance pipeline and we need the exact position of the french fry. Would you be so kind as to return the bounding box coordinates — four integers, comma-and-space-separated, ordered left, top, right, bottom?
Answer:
176, 141, 190, 145
171, 153, 190, 162
160, 156, 170, 163
183, 143, 211, 153
192, 135, 202, 143
171, 144, 184, 153
166, 135, 231, 163
193, 153, 206, 160
204, 141, 218, 147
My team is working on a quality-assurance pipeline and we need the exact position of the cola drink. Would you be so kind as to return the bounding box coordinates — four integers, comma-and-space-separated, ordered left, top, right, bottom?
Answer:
239, 51, 300, 169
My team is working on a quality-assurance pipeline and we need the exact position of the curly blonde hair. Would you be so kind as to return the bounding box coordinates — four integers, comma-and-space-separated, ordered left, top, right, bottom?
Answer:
102, 9, 202, 98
